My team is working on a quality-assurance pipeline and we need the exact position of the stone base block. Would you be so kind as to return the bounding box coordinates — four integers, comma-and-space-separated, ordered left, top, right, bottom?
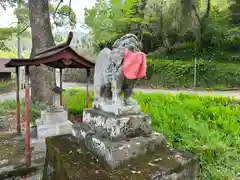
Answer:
37, 125, 57, 139
57, 121, 72, 134
42, 134, 198, 180
31, 138, 46, 152
37, 121, 72, 139
81, 108, 152, 140
36, 110, 68, 126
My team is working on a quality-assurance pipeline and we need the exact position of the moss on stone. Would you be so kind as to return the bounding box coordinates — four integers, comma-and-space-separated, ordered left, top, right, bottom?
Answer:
0, 133, 24, 164
42, 134, 198, 180
0, 166, 41, 179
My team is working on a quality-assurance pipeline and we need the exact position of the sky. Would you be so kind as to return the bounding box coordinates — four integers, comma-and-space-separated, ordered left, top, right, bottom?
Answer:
0, 0, 96, 28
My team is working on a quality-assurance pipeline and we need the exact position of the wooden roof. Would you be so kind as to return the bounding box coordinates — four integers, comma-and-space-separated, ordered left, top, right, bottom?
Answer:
0, 59, 15, 73
5, 32, 95, 69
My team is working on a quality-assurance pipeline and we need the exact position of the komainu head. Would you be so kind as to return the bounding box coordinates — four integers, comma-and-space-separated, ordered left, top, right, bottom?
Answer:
112, 34, 143, 52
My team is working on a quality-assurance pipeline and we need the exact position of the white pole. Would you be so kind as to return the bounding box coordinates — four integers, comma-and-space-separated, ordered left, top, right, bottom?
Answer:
17, 0, 22, 59
17, 0, 23, 89
194, 57, 197, 89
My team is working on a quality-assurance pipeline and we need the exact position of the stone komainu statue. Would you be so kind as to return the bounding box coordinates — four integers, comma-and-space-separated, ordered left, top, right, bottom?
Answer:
93, 34, 146, 115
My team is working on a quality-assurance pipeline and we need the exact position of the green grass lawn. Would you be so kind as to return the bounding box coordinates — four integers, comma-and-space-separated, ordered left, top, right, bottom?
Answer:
63, 88, 240, 179
1, 88, 239, 179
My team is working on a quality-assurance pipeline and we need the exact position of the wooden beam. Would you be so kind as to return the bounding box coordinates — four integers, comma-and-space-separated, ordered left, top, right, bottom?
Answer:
60, 68, 63, 106
16, 67, 21, 134
25, 65, 31, 167
86, 69, 90, 108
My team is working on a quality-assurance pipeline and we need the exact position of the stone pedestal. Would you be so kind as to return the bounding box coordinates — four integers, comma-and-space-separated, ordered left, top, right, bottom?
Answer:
71, 108, 199, 177
72, 109, 163, 169
36, 109, 72, 140
42, 134, 199, 180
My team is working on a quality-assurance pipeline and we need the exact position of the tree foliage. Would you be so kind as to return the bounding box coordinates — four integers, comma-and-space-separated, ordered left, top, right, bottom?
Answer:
0, 0, 16, 10
14, 1, 77, 29
0, 0, 17, 51
0, 27, 18, 51
0, 0, 77, 51
85, 0, 239, 57
49, 4, 77, 28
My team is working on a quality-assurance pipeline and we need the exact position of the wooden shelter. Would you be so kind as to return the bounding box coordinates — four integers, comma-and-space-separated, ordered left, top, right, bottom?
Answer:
4, 31, 95, 167
0, 59, 15, 81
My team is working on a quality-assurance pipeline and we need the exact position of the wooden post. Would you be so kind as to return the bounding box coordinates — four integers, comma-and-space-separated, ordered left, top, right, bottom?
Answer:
25, 65, 31, 167
86, 69, 90, 108
60, 68, 63, 106
16, 67, 21, 134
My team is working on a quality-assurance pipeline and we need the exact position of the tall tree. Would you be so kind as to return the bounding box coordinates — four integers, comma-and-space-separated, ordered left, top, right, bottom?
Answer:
28, 0, 56, 105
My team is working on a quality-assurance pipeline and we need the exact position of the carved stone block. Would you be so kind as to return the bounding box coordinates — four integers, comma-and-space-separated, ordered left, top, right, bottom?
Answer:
78, 108, 152, 140
100, 103, 141, 116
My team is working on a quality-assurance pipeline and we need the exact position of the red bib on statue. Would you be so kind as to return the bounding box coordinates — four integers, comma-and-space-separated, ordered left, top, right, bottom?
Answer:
123, 49, 146, 80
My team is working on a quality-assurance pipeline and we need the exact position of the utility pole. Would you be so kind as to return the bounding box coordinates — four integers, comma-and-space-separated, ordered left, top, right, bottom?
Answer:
17, 0, 24, 89
16, 0, 22, 134
17, 0, 22, 59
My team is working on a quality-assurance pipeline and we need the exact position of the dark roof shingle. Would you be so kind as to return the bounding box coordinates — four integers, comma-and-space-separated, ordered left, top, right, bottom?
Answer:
4, 32, 95, 69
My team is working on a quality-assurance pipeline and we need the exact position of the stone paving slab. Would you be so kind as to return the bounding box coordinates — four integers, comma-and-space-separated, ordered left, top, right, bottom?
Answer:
0, 132, 45, 179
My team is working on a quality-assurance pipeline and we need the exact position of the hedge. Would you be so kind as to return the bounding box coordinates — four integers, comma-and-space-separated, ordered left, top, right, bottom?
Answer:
63, 88, 240, 179
143, 59, 240, 89
62, 58, 240, 90
0, 81, 15, 94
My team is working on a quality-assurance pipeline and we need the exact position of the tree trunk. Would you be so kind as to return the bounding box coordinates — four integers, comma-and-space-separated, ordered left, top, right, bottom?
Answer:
192, 0, 211, 52
28, 0, 56, 106
230, 0, 240, 26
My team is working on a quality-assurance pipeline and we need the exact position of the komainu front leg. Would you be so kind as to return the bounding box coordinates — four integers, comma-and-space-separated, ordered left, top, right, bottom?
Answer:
93, 87, 101, 108
111, 73, 123, 105
111, 79, 120, 104
123, 80, 138, 106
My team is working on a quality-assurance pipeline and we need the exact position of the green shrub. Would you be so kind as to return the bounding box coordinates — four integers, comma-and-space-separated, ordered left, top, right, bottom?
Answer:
63, 88, 240, 179
0, 81, 15, 94
63, 88, 94, 115
142, 59, 240, 89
